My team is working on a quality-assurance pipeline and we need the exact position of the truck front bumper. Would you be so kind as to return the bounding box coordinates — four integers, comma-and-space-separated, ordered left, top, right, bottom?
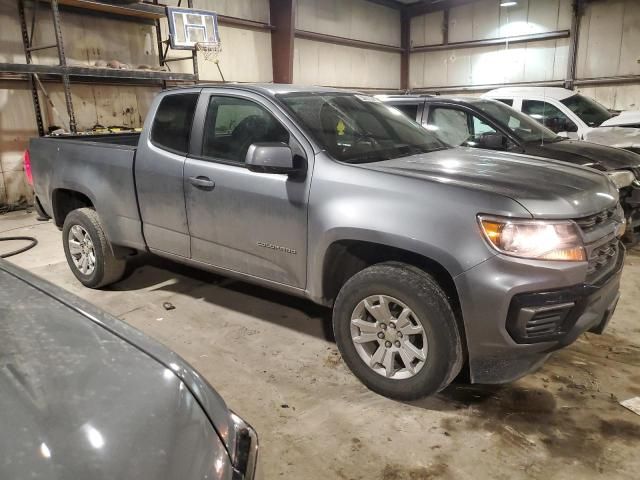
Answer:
454, 245, 624, 384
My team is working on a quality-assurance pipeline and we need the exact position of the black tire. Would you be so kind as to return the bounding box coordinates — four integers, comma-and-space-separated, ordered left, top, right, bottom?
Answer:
34, 196, 50, 221
333, 262, 463, 400
62, 208, 126, 288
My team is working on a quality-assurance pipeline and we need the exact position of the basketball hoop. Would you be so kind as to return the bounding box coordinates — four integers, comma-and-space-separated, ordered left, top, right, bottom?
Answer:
195, 41, 222, 64
165, 7, 225, 81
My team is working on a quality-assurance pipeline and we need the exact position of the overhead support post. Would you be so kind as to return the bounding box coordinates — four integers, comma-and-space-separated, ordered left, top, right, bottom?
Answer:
187, 0, 199, 82
443, 9, 449, 46
565, 0, 584, 90
50, 0, 77, 133
400, 10, 410, 91
269, 0, 295, 84
18, 0, 45, 136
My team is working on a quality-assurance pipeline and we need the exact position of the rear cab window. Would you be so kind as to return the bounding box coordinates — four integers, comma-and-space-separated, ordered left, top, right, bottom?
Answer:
150, 93, 199, 154
391, 104, 420, 122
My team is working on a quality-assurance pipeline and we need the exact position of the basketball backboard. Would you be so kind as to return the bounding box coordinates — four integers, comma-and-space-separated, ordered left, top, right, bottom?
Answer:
166, 6, 220, 50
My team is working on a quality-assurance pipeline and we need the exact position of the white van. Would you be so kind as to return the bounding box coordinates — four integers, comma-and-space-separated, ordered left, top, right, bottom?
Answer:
483, 87, 640, 152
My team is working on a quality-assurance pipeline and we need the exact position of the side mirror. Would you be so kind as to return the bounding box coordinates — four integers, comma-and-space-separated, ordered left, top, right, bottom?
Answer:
245, 143, 303, 175
565, 120, 578, 133
476, 132, 507, 150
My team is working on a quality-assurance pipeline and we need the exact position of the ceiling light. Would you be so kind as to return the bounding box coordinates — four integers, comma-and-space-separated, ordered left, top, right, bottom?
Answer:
500, 1, 518, 6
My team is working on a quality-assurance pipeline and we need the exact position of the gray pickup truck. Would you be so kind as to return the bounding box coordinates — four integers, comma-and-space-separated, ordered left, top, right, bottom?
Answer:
29, 84, 626, 400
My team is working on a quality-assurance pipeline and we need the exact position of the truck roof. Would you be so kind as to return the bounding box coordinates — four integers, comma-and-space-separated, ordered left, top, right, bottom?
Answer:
167, 82, 355, 97
380, 95, 491, 106
484, 86, 575, 100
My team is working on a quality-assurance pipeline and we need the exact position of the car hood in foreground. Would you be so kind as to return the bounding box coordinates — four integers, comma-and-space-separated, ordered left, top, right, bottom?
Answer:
0, 261, 234, 480
524, 139, 640, 171
360, 147, 618, 218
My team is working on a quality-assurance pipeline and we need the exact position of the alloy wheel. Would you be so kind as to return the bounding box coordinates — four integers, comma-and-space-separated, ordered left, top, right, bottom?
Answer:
350, 294, 428, 380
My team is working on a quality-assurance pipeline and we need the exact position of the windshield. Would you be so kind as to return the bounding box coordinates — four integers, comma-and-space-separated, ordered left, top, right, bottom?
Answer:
278, 93, 448, 163
472, 99, 560, 143
560, 94, 613, 127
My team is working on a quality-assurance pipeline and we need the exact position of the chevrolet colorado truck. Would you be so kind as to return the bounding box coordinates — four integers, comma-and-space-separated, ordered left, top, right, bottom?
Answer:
28, 84, 626, 400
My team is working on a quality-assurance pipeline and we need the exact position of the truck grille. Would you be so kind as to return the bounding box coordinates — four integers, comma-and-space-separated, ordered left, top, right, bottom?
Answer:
586, 239, 620, 284
573, 207, 616, 231
523, 304, 574, 339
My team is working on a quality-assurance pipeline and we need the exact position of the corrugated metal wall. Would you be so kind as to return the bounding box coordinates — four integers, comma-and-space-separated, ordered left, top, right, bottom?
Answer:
408, 0, 640, 111
293, 0, 401, 89
165, 0, 273, 82
410, 0, 572, 88
2, 0, 639, 207
0, 0, 271, 206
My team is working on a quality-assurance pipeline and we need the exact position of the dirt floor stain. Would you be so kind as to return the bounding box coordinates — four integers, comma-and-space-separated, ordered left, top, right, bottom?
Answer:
381, 461, 449, 480
438, 378, 640, 474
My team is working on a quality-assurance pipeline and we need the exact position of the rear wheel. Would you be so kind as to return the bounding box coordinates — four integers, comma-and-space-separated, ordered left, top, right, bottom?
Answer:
62, 208, 126, 288
333, 262, 463, 400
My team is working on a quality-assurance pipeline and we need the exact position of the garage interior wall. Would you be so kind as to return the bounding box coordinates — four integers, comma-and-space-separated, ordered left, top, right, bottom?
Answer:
574, 0, 640, 110
293, 0, 401, 89
408, 0, 640, 111
409, 0, 573, 89
2, 0, 640, 207
0, 0, 271, 207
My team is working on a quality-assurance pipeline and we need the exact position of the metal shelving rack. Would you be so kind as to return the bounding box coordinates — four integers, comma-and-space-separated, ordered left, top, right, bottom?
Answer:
1, 0, 198, 136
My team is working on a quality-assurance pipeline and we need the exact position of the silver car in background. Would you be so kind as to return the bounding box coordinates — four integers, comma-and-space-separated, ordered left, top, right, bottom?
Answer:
0, 259, 257, 480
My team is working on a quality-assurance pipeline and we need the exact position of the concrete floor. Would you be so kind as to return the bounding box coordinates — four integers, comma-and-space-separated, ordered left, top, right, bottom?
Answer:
2, 209, 640, 479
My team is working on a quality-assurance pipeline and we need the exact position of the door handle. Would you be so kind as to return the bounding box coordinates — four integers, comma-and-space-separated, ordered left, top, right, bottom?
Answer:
189, 176, 215, 190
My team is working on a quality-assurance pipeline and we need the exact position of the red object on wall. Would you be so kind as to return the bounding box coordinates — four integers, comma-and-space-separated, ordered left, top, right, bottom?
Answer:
23, 149, 33, 186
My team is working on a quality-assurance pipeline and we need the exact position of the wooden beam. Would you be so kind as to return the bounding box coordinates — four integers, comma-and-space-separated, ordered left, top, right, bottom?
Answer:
270, 0, 295, 84
295, 30, 403, 53
400, 11, 410, 90
411, 30, 569, 52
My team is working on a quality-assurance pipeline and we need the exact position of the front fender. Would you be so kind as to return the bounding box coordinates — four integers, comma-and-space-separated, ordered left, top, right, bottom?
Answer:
304, 155, 529, 302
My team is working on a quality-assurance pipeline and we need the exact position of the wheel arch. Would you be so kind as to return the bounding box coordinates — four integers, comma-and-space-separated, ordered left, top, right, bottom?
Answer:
51, 188, 95, 228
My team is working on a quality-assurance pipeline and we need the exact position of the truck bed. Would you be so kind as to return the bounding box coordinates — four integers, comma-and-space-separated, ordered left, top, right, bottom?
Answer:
29, 132, 146, 252
44, 132, 141, 147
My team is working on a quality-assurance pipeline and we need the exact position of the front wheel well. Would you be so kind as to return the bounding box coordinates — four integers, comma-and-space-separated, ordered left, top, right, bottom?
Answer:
322, 239, 468, 377
52, 189, 94, 228
322, 240, 460, 312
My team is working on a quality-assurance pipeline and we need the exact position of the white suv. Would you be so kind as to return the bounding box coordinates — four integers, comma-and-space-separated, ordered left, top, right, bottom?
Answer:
483, 87, 640, 152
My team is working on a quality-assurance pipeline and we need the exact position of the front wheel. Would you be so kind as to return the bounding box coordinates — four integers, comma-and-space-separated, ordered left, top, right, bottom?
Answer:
333, 262, 463, 400
62, 208, 126, 288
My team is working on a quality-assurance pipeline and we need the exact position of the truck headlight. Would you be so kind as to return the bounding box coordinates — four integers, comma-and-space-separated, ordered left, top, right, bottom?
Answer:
229, 411, 258, 480
607, 170, 635, 189
478, 215, 585, 261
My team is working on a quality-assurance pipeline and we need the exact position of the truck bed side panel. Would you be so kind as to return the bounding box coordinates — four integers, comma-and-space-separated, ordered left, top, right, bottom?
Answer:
30, 137, 145, 251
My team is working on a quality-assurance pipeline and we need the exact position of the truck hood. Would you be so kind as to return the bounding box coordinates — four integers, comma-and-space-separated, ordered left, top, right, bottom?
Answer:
361, 147, 618, 218
600, 110, 640, 127
0, 261, 235, 480
582, 126, 640, 149
524, 139, 640, 171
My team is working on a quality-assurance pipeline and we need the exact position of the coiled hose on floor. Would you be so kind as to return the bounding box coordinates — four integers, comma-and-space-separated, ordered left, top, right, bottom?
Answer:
0, 237, 38, 258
